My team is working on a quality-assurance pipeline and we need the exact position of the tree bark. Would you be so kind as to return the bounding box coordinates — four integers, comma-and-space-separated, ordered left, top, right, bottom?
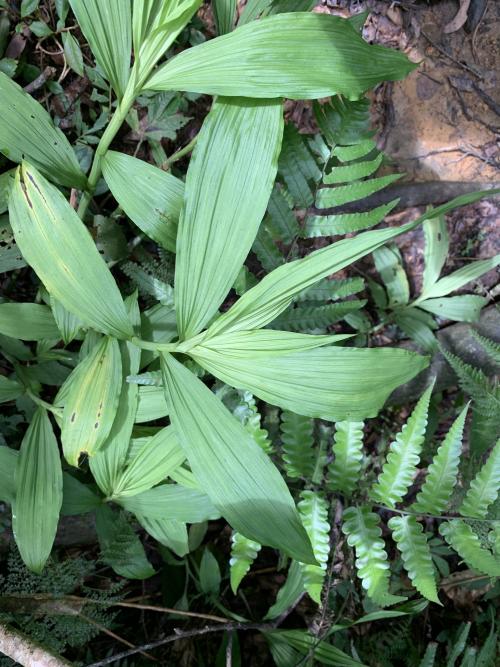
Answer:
0, 623, 72, 667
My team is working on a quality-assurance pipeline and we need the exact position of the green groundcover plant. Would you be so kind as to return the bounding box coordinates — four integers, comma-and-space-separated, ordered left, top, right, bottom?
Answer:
0, 5, 499, 663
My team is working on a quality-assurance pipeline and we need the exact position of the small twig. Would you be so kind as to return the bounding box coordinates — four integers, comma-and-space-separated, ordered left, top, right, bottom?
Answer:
421, 30, 483, 79
78, 613, 157, 662
23, 66, 56, 94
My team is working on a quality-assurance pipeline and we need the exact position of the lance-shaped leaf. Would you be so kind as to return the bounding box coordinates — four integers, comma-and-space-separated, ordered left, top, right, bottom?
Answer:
0, 446, 18, 503
417, 295, 487, 323
213, 0, 237, 34
133, 0, 202, 87
69, 0, 131, 99
416, 254, 500, 302
161, 353, 315, 563
137, 515, 189, 557
0, 376, 23, 404
190, 335, 428, 421
422, 214, 449, 294
10, 164, 133, 338
388, 515, 440, 604
61, 474, 102, 516
135, 385, 170, 423
175, 97, 283, 340
460, 439, 500, 519
61, 336, 122, 466
146, 13, 415, 98
102, 151, 183, 253
118, 483, 221, 523
0, 303, 60, 341
89, 293, 141, 495
0, 72, 86, 189
110, 426, 185, 498
204, 192, 496, 337
12, 408, 63, 573
50, 296, 83, 344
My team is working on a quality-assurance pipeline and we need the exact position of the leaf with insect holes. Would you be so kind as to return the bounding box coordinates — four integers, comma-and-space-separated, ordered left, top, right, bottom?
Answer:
10, 164, 133, 338
0, 72, 86, 188
61, 336, 122, 466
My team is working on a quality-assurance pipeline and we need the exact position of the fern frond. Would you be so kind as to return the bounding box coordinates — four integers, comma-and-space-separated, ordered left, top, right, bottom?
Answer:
221, 387, 273, 454
439, 520, 500, 577
298, 490, 330, 604
269, 300, 365, 332
266, 187, 299, 244
333, 139, 376, 162
278, 123, 321, 207
328, 420, 364, 496
324, 152, 383, 184
371, 385, 433, 508
388, 515, 440, 603
253, 225, 284, 273
471, 330, 500, 365
316, 173, 401, 209
488, 522, 500, 556
229, 532, 262, 594
342, 505, 405, 607
295, 277, 364, 302
412, 405, 468, 515
460, 439, 500, 518
446, 622, 471, 667
280, 411, 315, 479
304, 200, 399, 237
419, 643, 438, 667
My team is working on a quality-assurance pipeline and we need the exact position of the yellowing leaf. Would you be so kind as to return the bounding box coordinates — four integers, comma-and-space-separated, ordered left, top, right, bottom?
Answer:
9, 164, 133, 338
12, 409, 63, 573
161, 353, 315, 563
61, 336, 122, 466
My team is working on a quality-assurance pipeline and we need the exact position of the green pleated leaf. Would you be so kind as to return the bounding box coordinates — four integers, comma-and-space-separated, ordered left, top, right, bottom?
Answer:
0, 446, 18, 503
305, 201, 399, 237
417, 254, 500, 301
96, 505, 155, 579
418, 295, 487, 323
61, 473, 102, 515
371, 384, 433, 508
137, 515, 189, 557
204, 218, 423, 337
213, 0, 237, 34
102, 151, 183, 253
229, 531, 262, 593
10, 164, 133, 338
298, 490, 330, 604
388, 515, 440, 604
135, 384, 170, 423
191, 338, 428, 421
175, 97, 283, 340
49, 296, 83, 344
12, 409, 63, 573
111, 426, 185, 498
0, 169, 15, 214
328, 421, 364, 496
118, 483, 221, 523
146, 13, 415, 98
373, 244, 410, 308
394, 307, 438, 352
89, 294, 141, 495
0, 375, 23, 404
412, 405, 468, 515
342, 505, 405, 607
61, 336, 122, 466
161, 353, 315, 563
69, 0, 131, 98
0, 303, 59, 341
460, 439, 500, 519
266, 629, 368, 666
0, 72, 86, 189
439, 520, 500, 577
422, 214, 449, 294
265, 560, 304, 620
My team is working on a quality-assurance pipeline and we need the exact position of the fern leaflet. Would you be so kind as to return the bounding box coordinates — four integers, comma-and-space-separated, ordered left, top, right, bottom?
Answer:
269, 300, 366, 332
342, 505, 405, 607
388, 515, 440, 603
280, 411, 315, 479
439, 520, 500, 577
229, 532, 262, 594
459, 439, 500, 518
471, 330, 500, 365
298, 490, 330, 604
419, 643, 438, 667
412, 405, 468, 515
328, 420, 364, 496
371, 384, 433, 508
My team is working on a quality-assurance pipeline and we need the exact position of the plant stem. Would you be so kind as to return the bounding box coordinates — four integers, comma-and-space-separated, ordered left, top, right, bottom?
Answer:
77, 84, 136, 220
26, 390, 63, 418
129, 336, 178, 353
165, 135, 198, 167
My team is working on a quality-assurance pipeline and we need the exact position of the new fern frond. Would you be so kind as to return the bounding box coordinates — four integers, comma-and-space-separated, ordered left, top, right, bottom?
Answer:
280, 410, 315, 479
388, 515, 440, 604
229, 532, 262, 594
328, 420, 364, 496
342, 505, 404, 607
459, 439, 500, 518
298, 490, 330, 604
412, 405, 468, 515
371, 384, 433, 508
